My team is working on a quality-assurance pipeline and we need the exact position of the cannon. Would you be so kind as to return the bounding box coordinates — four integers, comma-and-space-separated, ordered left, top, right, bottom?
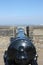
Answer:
4, 28, 38, 65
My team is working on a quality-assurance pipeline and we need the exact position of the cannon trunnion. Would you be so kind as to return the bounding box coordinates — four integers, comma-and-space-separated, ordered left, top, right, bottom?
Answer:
4, 28, 38, 65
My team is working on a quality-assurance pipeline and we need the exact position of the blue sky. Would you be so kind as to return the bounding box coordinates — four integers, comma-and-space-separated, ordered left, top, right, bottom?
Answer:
0, 0, 43, 25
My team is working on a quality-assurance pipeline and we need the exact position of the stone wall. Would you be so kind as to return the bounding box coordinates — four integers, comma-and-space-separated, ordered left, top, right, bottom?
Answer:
29, 26, 43, 49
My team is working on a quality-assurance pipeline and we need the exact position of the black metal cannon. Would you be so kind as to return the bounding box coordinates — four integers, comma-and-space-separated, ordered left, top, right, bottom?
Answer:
4, 28, 38, 65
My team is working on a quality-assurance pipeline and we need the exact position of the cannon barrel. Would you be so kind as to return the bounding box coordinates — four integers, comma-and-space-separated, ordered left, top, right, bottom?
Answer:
4, 28, 38, 65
